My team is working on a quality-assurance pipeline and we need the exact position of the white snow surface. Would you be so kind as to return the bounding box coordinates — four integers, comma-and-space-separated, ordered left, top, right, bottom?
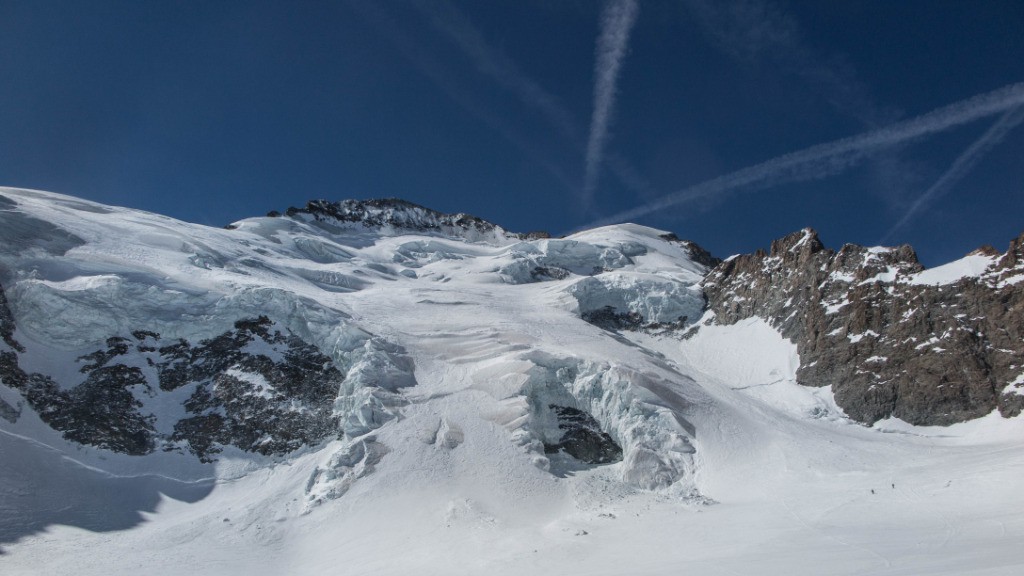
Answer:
2, 187, 1023, 575
909, 253, 999, 285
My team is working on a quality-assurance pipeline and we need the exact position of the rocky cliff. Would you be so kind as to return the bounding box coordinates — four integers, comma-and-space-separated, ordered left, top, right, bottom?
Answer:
279, 198, 549, 243
702, 228, 1024, 425
0, 280, 413, 459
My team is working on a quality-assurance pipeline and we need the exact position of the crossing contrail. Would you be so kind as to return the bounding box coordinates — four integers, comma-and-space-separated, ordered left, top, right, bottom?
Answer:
413, 0, 661, 205
345, 0, 579, 194
583, 0, 640, 211
880, 105, 1024, 244
411, 0, 578, 143
584, 81, 1024, 229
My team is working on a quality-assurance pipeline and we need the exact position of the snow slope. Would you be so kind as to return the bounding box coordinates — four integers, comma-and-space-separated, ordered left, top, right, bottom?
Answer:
2, 187, 1023, 575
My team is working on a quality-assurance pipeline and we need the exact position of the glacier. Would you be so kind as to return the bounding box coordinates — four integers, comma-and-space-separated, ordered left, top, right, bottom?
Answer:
1, 187, 1023, 576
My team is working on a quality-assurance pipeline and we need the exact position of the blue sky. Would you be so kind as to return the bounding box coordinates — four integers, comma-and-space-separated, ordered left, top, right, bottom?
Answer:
1, 1, 1022, 266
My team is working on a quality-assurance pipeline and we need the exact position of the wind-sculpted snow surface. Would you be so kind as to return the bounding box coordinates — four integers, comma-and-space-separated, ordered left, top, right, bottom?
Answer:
3, 188, 1024, 575
304, 435, 388, 508
0, 188, 710, 490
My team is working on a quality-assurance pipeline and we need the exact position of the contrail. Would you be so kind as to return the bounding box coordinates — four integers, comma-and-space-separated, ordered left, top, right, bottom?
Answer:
880, 105, 1024, 244
584, 81, 1024, 229
411, 0, 579, 143
583, 0, 640, 210
415, 0, 660, 204
344, 0, 579, 194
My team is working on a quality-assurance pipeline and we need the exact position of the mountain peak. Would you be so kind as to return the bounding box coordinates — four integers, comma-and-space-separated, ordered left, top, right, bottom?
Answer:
995, 230, 1024, 272
281, 198, 533, 243
769, 227, 825, 259
3, 188, 1024, 575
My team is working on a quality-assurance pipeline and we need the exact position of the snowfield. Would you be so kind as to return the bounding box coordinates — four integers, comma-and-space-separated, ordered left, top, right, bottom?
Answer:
1, 187, 1023, 575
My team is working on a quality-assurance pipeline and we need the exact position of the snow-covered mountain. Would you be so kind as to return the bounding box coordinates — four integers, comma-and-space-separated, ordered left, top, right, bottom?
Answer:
2, 187, 1023, 575
704, 227, 1024, 425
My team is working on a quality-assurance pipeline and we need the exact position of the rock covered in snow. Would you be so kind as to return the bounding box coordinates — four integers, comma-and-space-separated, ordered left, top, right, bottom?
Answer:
502, 352, 698, 492
0, 276, 415, 459
703, 228, 1024, 425
284, 198, 527, 244
543, 405, 622, 464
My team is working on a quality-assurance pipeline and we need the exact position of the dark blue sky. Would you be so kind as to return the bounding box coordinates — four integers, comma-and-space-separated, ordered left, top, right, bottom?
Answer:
2, 1, 1022, 265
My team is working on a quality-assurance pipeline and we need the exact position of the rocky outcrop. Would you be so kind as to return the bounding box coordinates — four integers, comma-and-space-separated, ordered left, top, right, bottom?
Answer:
140, 316, 345, 460
0, 281, 18, 352
1, 284, 157, 453
543, 405, 623, 464
658, 232, 722, 268
0, 283, 362, 459
581, 305, 646, 331
0, 280, 23, 426
703, 228, 1024, 425
283, 198, 542, 243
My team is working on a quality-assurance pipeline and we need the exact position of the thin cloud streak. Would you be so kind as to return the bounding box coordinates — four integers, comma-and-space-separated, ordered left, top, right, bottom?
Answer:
584, 82, 1024, 229
412, 0, 579, 143
345, 0, 579, 195
682, 0, 895, 127
681, 0, 918, 204
416, 0, 659, 205
583, 0, 639, 210
880, 106, 1024, 244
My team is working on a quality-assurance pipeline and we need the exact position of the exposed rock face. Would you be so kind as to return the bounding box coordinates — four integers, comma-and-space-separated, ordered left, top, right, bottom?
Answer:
658, 232, 722, 268
703, 228, 1024, 425
1, 285, 156, 453
284, 198, 539, 242
543, 405, 623, 464
158, 316, 346, 460
581, 305, 646, 331
0, 278, 19, 352
0, 283, 362, 459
